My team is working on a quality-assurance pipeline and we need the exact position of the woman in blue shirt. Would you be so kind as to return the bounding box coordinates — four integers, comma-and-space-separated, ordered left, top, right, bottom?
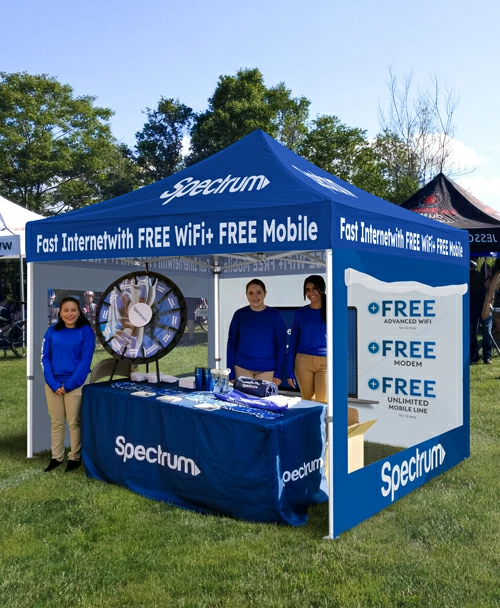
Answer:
227, 279, 287, 385
287, 275, 327, 402
41, 296, 95, 472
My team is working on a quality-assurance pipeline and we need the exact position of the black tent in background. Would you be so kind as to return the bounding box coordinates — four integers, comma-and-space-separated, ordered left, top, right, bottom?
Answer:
400, 173, 500, 254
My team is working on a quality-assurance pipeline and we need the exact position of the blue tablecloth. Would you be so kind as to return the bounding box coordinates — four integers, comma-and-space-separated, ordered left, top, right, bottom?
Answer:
81, 382, 327, 526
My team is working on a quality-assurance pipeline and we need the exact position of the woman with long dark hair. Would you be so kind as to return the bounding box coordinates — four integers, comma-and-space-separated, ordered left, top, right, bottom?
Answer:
41, 296, 95, 472
287, 275, 327, 402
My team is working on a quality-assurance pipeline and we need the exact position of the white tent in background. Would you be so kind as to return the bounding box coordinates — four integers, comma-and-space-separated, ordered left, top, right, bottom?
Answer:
0, 195, 44, 315
0, 195, 45, 257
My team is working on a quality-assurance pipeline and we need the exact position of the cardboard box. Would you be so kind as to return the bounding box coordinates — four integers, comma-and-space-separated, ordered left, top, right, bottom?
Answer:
179, 376, 196, 389
348, 419, 377, 473
324, 408, 377, 481
348, 407, 359, 426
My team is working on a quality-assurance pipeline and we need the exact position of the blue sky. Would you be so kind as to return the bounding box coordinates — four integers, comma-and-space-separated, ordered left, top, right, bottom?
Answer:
2, 0, 499, 208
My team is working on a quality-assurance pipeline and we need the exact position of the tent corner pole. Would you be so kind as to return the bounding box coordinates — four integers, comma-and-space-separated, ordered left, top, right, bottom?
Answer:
325, 249, 335, 540
19, 252, 25, 321
213, 257, 221, 369
26, 262, 34, 458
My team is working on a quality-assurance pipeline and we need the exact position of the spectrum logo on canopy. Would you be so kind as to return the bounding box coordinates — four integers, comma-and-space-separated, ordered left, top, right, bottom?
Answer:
292, 165, 357, 198
160, 174, 270, 205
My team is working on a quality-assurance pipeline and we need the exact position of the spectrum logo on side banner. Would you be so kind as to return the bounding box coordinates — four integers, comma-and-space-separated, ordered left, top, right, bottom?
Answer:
381, 442, 446, 502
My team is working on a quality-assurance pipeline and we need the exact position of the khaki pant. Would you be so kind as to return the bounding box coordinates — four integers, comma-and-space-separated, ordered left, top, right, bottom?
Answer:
45, 383, 84, 462
234, 365, 274, 382
294, 353, 327, 403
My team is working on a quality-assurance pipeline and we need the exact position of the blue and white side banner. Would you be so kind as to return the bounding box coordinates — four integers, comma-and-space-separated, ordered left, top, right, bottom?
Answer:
345, 268, 467, 447
332, 248, 469, 537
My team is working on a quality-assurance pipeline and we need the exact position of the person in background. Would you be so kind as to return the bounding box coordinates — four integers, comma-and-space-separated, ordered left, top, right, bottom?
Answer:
185, 297, 202, 343
47, 289, 58, 326
0, 297, 11, 326
481, 265, 494, 363
82, 290, 97, 331
493, 258, 500, 305
227, 279, 287, 385
287, 275, 327, 402
41, 296, 95, 472
491, 259, 500, 337
470, 261, 492, 364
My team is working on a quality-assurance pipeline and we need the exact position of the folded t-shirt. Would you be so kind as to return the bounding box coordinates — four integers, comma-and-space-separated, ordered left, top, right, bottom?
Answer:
214, 389, 287, 412
234, 376, 278, 397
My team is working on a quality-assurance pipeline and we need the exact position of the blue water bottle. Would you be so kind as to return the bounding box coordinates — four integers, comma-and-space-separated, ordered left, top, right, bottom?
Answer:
195, 367, 204, 390
204, 367, 214, 391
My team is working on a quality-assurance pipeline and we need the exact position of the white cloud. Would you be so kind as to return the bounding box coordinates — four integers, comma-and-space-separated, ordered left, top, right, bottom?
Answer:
477, 144, 500, 152
448, 138, 489, 170
181, 135, 191, 157
456, 175, 500, 212
441, 138, 500, 212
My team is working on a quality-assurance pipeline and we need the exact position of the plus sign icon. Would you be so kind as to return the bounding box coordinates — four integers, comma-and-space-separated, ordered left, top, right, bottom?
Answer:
368, 302, 379, 314
368, 378, 380, 391
368, 342, 379, 354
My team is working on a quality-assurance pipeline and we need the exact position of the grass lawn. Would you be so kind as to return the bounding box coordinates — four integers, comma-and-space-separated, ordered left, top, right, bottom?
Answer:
1, 353, 499, 607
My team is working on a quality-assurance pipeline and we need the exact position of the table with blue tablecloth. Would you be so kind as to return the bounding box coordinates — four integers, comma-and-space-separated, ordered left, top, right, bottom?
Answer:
81, 381, 328, 526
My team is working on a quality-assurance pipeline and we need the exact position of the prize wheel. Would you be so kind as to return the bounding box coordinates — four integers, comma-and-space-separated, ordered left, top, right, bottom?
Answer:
95, 272, 187, 364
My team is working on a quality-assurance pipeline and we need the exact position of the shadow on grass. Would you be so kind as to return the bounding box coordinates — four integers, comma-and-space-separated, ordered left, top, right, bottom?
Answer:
364, 441, 404, 466
0, 432, 27, 459
305, 501, 329, 537
0, 352, 24, 361
304, 442, 404, 538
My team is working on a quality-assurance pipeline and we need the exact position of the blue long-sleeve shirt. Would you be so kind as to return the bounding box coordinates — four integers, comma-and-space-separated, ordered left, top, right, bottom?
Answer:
286, 306, 326, 380
227, 306, 287, 380
41, 324, 95, 392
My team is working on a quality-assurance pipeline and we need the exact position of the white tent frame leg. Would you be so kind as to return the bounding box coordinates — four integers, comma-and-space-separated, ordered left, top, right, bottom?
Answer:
27, 261, 35, 458
213, 256, 221, 368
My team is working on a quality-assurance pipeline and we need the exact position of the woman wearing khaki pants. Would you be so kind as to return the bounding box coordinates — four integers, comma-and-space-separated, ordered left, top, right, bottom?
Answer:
286, 275, 327, 402
287, 276, 329, 478
41, 296, 95, 472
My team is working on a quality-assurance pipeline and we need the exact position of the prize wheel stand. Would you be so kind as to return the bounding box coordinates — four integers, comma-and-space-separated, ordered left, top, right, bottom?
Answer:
95, 267, 188, 385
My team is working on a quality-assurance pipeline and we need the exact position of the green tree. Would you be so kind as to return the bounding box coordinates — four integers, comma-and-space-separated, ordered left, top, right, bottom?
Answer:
135, 97, 194, 184
0, 71, 132, 214
299, 115, 391, 199
266, 82, 310, 151
187, 68, 272, 165
94, 143, 142, 202
186, 68, 311, 165
372, 130, 420, 204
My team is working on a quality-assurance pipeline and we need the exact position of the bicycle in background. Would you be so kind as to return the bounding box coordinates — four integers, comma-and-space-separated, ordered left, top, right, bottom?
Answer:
0, 318, 27, 358
194, 302, 208, 332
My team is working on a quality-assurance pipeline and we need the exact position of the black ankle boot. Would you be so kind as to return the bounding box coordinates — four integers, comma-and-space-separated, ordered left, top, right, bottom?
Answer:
44, 458, 63, 472
65, 459, 81, 472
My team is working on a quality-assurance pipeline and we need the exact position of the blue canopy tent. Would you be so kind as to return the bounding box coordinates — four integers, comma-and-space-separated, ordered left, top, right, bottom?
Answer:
26, 130, 470, 537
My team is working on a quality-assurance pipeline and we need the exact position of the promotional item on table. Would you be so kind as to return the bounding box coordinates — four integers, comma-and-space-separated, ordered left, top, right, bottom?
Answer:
234, 376, 279, 397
